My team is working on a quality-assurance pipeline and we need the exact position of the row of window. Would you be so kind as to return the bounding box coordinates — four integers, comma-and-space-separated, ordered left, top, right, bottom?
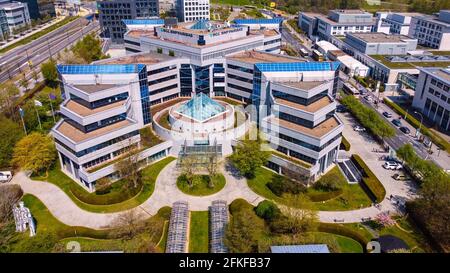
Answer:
149, 83, 178, 96
272, 90, 328, 107
227, 73, 253, 84
227, 82, 253, 93
149, 74, 178, 86
70, 92, 128, 110
149, 65, 177, 75
278, 132, 341, 152
430, 78, 449, 91
227, 64, 253, 74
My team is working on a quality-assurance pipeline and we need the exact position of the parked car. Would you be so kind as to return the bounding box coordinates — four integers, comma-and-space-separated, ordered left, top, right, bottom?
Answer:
392, 119, 402, 127
353, 125, 366, 132
364, 95, 373, 102
336, 105, 347, 113
393, 173, 408, 181
383, 161, 403, 170
383, 111, 392, 118
0, 171, 13, 183
400, 126, 411, 134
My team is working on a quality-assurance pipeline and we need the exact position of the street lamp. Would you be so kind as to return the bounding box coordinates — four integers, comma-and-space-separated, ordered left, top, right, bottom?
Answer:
414, 111, 423, 138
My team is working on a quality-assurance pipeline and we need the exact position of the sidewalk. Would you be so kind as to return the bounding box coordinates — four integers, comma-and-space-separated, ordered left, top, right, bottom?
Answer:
0, 17, 64, 52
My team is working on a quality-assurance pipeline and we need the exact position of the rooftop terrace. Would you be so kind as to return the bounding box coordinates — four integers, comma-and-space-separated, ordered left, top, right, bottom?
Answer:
268, 116, 340, 138
72, 84, 119, 93
64, 100, 127, 117
56, 119, 135, 142
97, 52, 175, 65
277, 81, 326, 90
275, 96, 333, 113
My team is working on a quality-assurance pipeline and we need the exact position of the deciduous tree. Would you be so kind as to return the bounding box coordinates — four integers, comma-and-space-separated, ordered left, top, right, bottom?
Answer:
12, 132, 56, 174
229, 139, 270, 178
41, 59, 58, 87
0, 116, 24, 168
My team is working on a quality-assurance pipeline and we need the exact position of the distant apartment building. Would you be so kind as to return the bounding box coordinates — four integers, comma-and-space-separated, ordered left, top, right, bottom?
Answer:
159, 0, 175, 12
298, 9, 375, 41
176, 0, 209, 22
413, 67, 450, 134
17, 0, 56, 20
344, 32, 418, 55
375, 12, 423, 35
0, 1, 30, 33
409, 10, 450, 50
97, 0, 159, 43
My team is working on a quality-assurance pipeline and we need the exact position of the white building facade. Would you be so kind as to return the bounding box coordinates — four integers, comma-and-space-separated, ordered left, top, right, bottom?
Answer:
176, 0, 209, 22
409, 10, 450, 50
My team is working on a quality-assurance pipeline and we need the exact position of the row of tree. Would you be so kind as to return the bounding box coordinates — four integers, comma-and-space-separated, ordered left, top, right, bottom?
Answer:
396, 144, 450, 251
340, 94, 395, 141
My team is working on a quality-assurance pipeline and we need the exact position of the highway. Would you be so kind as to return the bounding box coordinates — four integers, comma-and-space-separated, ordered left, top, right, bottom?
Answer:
0, 16, 100, 89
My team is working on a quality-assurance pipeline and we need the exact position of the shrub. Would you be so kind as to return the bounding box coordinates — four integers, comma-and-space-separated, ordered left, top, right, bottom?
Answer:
255, 200, 281, 221
351, 154, 386, 203
307, 190, 343, 202
314, 171, 346, 192
157, 48, 162, 54
267, 175, 306, 197
229, 198, 254, 215
169, 50, 175, 56
340, 135, 351, 151
318, 223, 370, 248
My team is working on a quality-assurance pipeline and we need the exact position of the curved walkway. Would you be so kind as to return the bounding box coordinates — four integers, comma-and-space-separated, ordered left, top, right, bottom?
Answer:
11, 112, 419, 229
12, 160, 264, 229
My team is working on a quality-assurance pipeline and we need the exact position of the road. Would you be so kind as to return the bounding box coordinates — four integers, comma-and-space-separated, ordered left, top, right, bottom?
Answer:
0, 16, 99, 91
342, 75, 450, 170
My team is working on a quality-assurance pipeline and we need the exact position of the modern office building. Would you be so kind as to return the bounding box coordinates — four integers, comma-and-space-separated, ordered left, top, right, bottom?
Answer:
375, 12, 423, 35
344, 32, 418, 55
0, 8, 8, 40
298, 9, 375, 41
412, 67, 450, 134
409, 10, 450, 50
97, 0, 159, 43
176, 0, 209, 22
52, 63, 172, 191
17, 0, 56, 19
0, 1, 30, 33
52, 18, 341, 190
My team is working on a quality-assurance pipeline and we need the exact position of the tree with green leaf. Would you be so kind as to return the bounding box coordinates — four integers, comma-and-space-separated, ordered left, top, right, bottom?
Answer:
12, 132, 56, 174
0, 116, 24, 168
41, 59, 58, 87
0, 81, 19, 120
229, 139, 270, 178
19, 75, 29, 92
72, 34, 105, 63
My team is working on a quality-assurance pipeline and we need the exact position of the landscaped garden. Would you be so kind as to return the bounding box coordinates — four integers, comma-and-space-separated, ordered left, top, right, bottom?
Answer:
224, 199, 366, 253
247, 166, 372, 211
31, 157, 176, 213
0, 194, 170, 252
177, 174, 226, 196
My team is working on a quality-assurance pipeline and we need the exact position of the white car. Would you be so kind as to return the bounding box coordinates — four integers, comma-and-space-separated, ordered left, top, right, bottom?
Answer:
383, 161, 402, 170
353, 125, 366, 132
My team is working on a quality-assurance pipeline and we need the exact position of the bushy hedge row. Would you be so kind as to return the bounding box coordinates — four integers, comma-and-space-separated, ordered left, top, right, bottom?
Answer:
70, 179, 142, 205
383, 98, 450, 153
351, 154, 386, 203
318, 223, 370, 249
341, 95, 395, 139
340, 135, 351, 151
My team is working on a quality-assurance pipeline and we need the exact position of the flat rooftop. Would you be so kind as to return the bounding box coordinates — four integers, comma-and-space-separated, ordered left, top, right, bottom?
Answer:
98, 52, 174, 65
328, 50, 346, 57
268, 116, 340, 138
348, 32, 412, 43
277, 81, 325, 90
56, 119, 134, 143
125, 29, 155, 39
73, 84, 119, 93
428, 68, 450, 82
228, 51, 303, 64
318, 15, 376, 26
250, 29, 279, 36
64, 100, 126, 117
331, 9, 368, 14
275, 96, 332, 113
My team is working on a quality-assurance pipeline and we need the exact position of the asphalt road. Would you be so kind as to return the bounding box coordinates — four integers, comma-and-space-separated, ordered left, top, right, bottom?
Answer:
0, 16, 99, 87
343, 76, 449, 169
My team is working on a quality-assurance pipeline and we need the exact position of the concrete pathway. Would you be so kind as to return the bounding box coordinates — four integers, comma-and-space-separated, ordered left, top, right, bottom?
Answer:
12, 160, 264, 229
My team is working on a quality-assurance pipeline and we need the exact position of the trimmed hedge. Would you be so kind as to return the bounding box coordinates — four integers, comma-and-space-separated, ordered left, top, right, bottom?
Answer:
383, 98, 450, 153
351, 154, 386, 203
308, 190, 343, 202
340, 135, 351, 151
318, 223, 371, 250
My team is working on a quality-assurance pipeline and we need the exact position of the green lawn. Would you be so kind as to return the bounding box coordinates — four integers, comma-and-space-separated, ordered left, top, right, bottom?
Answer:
189, 211, 209, 253
177, 174, 226, 196
247, 167, 372, 210
370, 55, 450, 69
0, 16, 79, 54
2, 194, 171, 252
377, 216, 430, 252
32, 157, 175, 213
309, 232, 363, 253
